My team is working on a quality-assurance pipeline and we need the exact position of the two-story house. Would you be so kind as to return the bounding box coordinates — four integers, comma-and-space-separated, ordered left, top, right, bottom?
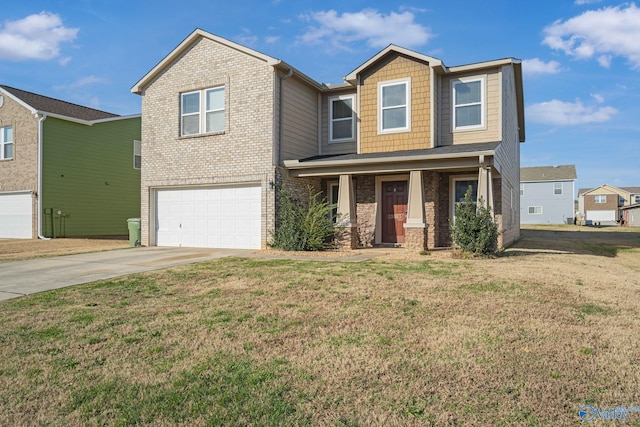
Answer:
520, 165, 577, 225
0, 85, 141, 239
131, 29, 524, 250
578, 184, 640, 224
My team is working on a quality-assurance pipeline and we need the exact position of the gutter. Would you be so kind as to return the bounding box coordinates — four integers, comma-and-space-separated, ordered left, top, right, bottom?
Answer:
36, 113, 50, 240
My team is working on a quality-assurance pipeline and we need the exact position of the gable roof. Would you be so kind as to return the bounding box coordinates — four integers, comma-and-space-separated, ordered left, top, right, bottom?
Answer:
521, 165, 577, 182
579, 184, 640, 197
0, 85, 119, 122
131, 28, 323, 94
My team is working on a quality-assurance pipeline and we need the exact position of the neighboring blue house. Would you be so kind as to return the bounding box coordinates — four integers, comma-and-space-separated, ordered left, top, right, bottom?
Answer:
520, 165, 577, 224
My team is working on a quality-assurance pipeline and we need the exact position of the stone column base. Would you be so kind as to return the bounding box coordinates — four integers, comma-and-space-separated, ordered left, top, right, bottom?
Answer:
404, 226, 427, 251
335, 226, 358, 250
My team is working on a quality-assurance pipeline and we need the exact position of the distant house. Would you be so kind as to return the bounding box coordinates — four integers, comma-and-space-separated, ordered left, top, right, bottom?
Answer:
0, 85, 141, 239
520, 165, 577, 224
578, 184, 640, 224
620, 204, 640, 227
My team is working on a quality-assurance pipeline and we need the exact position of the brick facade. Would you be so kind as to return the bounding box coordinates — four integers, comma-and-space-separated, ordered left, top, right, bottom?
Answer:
0, 94, 40, 238
138, 37, 277, 247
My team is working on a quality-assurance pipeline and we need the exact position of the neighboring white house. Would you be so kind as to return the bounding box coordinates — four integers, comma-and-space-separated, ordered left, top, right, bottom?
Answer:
520, 165, 577, 224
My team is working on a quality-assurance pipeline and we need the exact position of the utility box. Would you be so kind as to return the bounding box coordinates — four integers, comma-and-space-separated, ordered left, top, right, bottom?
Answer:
127, 218, 141, 247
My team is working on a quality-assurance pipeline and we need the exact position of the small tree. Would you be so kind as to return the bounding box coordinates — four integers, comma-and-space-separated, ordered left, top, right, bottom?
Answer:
271, 185, 335, 251
449, 188, 498, 256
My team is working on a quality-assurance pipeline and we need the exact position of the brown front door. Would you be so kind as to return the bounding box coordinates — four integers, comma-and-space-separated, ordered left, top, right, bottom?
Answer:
381, 181, 408, 243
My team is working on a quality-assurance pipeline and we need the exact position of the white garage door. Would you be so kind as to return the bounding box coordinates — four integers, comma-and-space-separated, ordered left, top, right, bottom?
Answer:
0, 192, 32, 238
586, 210, 616, 222
155, 185, 262, 249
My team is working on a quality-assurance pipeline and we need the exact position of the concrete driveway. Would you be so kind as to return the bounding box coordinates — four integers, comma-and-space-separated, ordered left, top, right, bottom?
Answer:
0, 246, 250, 301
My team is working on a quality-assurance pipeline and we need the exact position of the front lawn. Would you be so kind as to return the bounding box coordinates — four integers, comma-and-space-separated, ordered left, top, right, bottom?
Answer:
1, 231, 639, 425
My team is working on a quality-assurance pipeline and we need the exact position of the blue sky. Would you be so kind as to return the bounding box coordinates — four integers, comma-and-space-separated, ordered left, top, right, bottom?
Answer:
1, 0, 638, 192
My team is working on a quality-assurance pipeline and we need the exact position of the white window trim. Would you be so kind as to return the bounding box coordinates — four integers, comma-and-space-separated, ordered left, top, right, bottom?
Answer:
329, 95, 355, 143
554, 182, 563, 195
520, 183, 524, 197
328, 181, 339, 223
633, 195, 640, 204
595, 195, 606, 204
133, 140, 141, 170
452, 76, 486, 132
0, 125, 13, 160
449, 175, 479, 220
180, 86, 225, 137
378, 78, 411, 134
528, 206, 543, 214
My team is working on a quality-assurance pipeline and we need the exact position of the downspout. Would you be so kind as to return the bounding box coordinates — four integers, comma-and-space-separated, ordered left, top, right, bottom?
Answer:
278, 66, 293, 164
36, 113, 50, 240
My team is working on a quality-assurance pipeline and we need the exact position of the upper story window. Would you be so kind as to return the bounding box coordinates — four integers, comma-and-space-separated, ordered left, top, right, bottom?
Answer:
379, 78, 410, 133
329, 95, 355, 142
595, 195, 606, 204
180, 86, 225, 136
634, 195, 640, 204
0, 126, 13, 160
554, 182, 563, 195
133, 140, 141, 170
520, 183, 524, 196
452, 77, 484, 130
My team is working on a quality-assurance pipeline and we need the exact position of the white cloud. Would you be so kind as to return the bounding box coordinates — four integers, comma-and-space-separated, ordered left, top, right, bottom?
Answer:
265, 35, 280, 44
298, 9, 433, 51
575, 0, 602, 4
52, 75, 107, 91
522, 58, 562, 76
0, 12, 78, 61
543, 4, 640, 69
527, 99, 617, 126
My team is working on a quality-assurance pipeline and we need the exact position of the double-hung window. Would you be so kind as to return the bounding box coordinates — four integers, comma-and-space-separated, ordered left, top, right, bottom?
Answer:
180, 86, 225, 136
379, 79, 410, 133
133, 140, 141, 170
329, 96, 355, 142
595, 195, 606, 204
453, 77, 484, 130
0, 126, 13, 160
554, 182, 563, 195
528, 206, 543, 214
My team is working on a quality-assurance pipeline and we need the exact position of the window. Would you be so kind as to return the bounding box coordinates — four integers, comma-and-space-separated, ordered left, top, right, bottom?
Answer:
379, 79, 410, 133
634, 195, 640, 204
329, 96, 355, 142
133, 140, 141, 170
528, 206, 542, 214
453, 78, 484, 130
554, 182, 563, 195
180, 87, 225, 136
451, 177, 478, 219
520, 183, 524, 196
0, 126, 13, 160
328, 182, 339, 223
595, 195, 606, 204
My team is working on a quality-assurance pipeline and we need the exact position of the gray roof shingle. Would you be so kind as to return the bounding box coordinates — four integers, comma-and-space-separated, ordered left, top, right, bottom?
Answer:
1, 85, 118, 121
521, 165, 577, 182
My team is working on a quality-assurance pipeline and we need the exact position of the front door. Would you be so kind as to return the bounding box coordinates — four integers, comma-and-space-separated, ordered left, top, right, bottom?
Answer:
381, 181, 408, 243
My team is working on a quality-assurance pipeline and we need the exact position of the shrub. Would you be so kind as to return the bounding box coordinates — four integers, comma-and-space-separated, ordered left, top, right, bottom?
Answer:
271, 185, 335, 251
449, 187, 498, 256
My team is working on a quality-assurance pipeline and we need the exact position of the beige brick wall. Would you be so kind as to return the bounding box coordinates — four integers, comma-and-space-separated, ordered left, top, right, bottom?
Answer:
0, 94, 39, 238
138, 37, 277, 247
359, 53, 431, 153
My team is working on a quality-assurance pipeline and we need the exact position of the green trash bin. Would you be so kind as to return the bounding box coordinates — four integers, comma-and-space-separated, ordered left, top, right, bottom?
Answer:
127, 218, 141, 247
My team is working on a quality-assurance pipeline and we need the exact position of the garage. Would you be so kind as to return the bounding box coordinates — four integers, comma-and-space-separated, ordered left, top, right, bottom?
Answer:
586, 210, 616, 222
0, 192, 33, 238
155, 185, 262, 249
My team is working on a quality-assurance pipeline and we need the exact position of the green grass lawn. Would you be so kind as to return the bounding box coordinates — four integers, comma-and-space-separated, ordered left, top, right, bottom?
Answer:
1, 245, 639, 425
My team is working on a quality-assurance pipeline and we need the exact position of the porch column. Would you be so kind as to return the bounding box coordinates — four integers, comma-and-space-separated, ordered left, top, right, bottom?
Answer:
404, 170, 427, 250
477, 166, 494, 215
335, 174, 357, 249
